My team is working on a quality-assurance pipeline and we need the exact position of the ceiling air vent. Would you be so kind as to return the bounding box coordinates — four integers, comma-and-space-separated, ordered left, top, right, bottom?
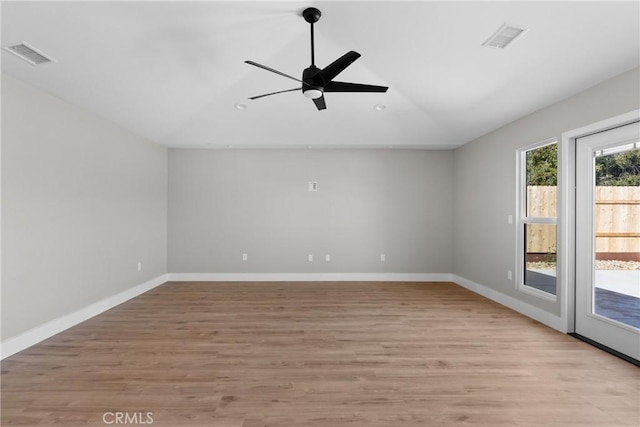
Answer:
482, 23, 528, 49
3, 42, 55, 65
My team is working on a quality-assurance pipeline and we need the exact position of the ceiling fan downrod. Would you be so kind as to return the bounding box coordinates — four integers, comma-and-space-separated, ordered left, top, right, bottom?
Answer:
303, 7, 321, 67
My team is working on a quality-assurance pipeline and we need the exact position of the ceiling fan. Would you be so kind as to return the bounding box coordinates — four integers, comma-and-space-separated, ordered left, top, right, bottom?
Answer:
245, 7, 389, 111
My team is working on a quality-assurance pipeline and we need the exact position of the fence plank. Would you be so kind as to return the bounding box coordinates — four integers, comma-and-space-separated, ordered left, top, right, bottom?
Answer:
594, 186, 639, 253
526, 186, 639, 254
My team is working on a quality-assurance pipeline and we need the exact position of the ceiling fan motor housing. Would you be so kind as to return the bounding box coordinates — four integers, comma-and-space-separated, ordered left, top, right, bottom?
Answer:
302, 66, 324, 98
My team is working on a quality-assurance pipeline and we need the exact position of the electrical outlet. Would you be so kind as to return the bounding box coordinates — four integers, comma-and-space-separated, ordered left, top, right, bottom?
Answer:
507, 270, 513, 280
137, 262, 142, 271
308, 181, 318, 192
508, 215, 513, 224
325, 254, 331, 262
242, 253, 248, 261
380, 254, 386, 262
308, 254, 313, 262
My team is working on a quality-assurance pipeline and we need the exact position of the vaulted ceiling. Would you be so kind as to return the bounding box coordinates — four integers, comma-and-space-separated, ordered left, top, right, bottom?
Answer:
2, 1, 639, 149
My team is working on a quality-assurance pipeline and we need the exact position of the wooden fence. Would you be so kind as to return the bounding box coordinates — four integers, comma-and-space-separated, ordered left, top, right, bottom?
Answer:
527, 186, 640, 256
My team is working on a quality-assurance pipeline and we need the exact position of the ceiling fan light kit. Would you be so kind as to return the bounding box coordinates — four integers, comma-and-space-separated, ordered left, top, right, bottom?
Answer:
303, 88, 323, 99
245, 7, 388, 110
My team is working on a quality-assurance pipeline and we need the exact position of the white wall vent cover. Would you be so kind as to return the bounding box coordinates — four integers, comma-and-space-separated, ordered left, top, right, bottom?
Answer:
3, 42, 55, 65
482, 23, 528, 49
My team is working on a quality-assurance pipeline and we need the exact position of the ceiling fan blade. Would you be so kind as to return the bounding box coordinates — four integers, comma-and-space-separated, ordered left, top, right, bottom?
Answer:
245, 60, 309, 86
249, 87, 301, 100
324, 81, 389, 93
313, 95, 326, 110
318, 51, 361, 82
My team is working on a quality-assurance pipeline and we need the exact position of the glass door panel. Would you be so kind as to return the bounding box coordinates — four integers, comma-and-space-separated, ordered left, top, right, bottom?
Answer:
575, 122, 640, 361
593, 149, 640, 329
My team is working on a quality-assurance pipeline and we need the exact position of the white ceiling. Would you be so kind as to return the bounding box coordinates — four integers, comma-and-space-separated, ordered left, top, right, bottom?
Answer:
2, 1, 639, 149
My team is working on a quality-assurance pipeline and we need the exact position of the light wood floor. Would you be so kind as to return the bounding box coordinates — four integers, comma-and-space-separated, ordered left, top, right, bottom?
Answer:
2, 282, 638, 426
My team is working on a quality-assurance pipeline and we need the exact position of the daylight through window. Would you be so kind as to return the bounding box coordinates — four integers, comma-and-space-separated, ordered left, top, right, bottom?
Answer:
519, 140, 558, 298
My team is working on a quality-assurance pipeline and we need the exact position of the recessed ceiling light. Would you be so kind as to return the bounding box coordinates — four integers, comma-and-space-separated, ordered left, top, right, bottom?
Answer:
373, 104, 387, 111
234, 103, 247, 110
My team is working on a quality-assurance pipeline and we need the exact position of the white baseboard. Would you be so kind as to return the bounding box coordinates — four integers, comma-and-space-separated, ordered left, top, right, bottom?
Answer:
1, 274, 169, 359
167, 273, 453, 282
452, 274, 566, 333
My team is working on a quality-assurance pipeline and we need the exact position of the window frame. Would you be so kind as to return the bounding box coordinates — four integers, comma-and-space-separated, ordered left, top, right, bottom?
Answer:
516, 138, 558, 301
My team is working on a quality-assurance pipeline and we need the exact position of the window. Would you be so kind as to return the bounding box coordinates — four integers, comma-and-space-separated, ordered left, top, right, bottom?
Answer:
518, 139, 558, 298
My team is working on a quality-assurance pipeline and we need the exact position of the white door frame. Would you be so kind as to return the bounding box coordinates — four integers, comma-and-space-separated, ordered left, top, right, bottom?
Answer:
559, 109, 640, 334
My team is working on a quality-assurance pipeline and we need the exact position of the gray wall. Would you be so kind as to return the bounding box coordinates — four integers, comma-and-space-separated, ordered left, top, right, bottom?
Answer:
1, 74, 168, 339
169, 149, 453, 274
452, 67, 640, 316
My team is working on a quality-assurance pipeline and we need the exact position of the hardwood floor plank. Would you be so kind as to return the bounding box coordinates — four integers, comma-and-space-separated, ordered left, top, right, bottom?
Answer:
2, 282, 638, 426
